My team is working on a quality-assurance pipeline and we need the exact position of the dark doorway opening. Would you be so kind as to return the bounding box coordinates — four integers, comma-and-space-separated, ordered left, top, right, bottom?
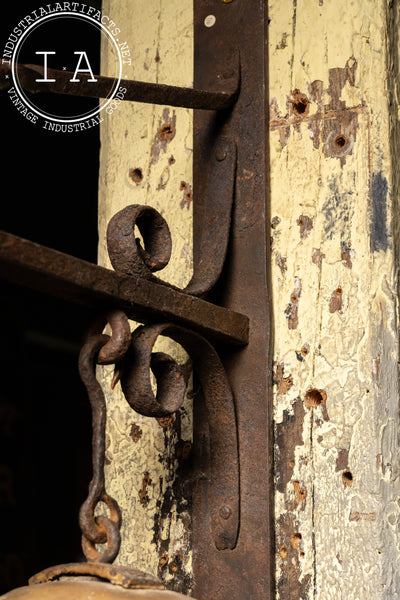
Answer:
1, 1, 101, 592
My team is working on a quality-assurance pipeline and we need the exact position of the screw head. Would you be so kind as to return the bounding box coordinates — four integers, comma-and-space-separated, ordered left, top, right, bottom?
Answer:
219, 505, 232, 520
204, 14, 216, 27
215, 145, 228, 161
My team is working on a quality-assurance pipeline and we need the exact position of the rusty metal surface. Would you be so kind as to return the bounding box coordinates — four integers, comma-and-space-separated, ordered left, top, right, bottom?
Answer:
0, 62, 238, 111
78, 308, 239, 557
185, 136, 236, 296
107, 135, 236, 298
0, 231, 248, 346
29, 563, 163, 590
0, 3, 271, 596
107, 205, 172, 280
78, 333, 122, 563
96, 311, 132, 366
192, 1, 273, 599
119, 322, 239, 551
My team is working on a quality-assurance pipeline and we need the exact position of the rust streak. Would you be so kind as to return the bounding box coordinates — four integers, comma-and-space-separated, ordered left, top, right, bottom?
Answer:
285, 279, 302, 330
312, 248, 325, 269
297, 215, 313, 239
329, 287, 343, 313
269, 104, 367, 130
151, 108, 177, 165
276, 513, 311, 599
139, 472, 152, 506
274, 363, 294, 395
275, 398, 305, 493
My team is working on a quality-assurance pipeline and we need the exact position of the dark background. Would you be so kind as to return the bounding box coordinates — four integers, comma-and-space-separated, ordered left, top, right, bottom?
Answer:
0, 1, 102, 593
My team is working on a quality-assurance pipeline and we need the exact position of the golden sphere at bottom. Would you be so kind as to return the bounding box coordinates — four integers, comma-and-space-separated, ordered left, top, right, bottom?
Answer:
1, 581, 190, 600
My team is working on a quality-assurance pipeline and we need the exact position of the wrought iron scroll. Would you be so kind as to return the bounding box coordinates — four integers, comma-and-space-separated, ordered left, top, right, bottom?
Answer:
78, 310, 239, 559
119, 322, 239, 551
107, 138, 236, 298
105, 189, 241, 550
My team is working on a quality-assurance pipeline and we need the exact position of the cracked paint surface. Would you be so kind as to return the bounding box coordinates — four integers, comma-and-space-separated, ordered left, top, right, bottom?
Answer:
95, 1, 400, 598
98, 1, 193, 595
270, 0, 400, 598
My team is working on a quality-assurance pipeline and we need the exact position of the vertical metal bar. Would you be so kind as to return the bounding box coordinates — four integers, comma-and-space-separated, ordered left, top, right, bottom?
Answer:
192, 1, 273, 599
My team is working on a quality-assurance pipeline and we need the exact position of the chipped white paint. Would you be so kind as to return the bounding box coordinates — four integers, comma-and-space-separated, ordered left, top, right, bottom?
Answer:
98, 0, 193, 592
270, 1, 400, 598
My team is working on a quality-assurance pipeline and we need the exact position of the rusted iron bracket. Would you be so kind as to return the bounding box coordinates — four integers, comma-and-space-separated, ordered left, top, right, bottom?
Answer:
107, 137, 236, 298
119, 322, 239, 551
81, 310, 239, 556
0, 1, 271, 598
191, 2, 272, 599
0, 62, 239, 111
0, 230, 248, 347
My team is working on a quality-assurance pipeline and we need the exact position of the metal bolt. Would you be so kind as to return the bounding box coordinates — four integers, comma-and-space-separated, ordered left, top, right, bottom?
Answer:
204, 14, 216, 27
219, 505, 232, 520
215, 145, 228, 161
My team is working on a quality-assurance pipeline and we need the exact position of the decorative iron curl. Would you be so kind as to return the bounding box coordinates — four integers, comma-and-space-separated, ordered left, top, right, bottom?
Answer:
107, 205, 172, 280
119, 322, 239, 551
86, 309, 132, 365
106, 137, 236, 297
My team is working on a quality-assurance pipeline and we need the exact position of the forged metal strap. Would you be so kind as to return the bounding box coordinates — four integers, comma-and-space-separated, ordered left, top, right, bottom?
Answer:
185, 137, 237, 296
85, 309, 132, 365
0, 230, 249, 346
107, 205, 173, 280
120, 322, 240, 551
107, 163, 237, 297
78, 333, 122, 563
0, 63, 239, 111
79, 310, 238, 555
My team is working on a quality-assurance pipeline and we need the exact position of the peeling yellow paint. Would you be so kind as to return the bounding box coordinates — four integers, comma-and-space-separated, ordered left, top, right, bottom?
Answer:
271, 0, 400, 598
98, 1, 193, 594
97, 1, 400, 598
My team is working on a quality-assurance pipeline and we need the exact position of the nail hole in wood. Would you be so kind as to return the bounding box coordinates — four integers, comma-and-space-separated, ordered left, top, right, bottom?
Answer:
305, 388, 326, 408
291, 89, 309, 116
158, 124, 174, 141
342, 470, 353, 487
335, 135, 346, 148
130, 167, 143, 184
290, 533, 302, 549
292, 100, 308, 115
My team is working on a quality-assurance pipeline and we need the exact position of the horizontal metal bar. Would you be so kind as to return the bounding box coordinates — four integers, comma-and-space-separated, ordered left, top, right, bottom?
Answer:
0, 63, 238, 110
0, 231, 248, 346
